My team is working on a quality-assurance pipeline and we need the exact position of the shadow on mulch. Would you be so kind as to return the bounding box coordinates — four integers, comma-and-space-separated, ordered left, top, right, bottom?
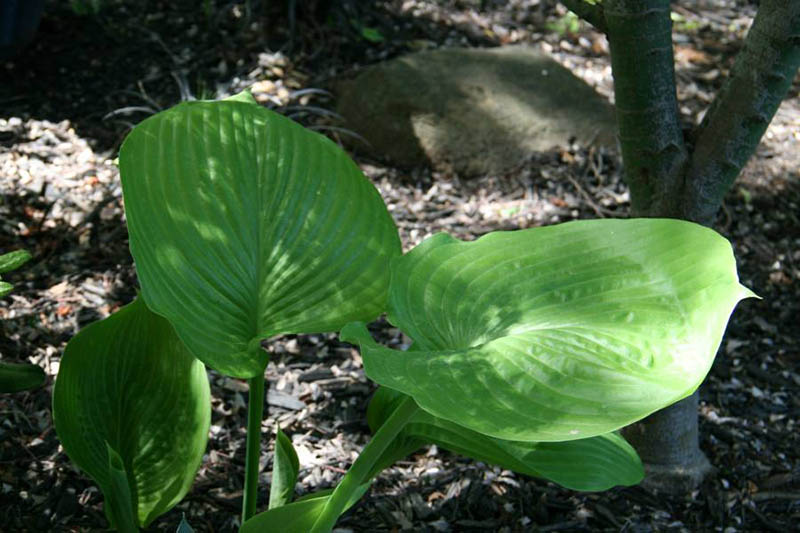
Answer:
0, 0, 503, 154
1, 1, 300, 153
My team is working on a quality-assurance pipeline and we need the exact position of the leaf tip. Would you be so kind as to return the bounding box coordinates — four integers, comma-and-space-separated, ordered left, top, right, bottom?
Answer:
223, 90, 258, 105
176, 513, 195, 533
105, 441, 123, 471
739, 284, 760, 301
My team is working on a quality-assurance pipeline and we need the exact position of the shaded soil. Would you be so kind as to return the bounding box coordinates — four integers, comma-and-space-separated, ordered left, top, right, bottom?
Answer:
1, 1, 798, 531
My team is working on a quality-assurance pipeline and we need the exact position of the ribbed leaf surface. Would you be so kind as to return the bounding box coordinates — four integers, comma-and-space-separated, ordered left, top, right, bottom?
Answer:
366, 387, 642, 491
53, 298, 210, 527
343, 218, 754, 441
119, 99, 401, 378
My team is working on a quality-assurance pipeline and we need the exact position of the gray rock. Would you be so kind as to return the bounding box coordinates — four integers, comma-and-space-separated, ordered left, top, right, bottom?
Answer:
335, 45, 617, 176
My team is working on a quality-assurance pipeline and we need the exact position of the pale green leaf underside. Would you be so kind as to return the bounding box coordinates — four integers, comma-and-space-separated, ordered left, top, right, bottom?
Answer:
119, 100, 401, 378
344, 219, 755, 442
367, 387, 642, 491
53, 298, 211, 527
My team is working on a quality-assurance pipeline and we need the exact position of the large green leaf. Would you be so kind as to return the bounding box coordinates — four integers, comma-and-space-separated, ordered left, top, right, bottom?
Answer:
119, 97, 401, 378
53, 298, 211, 527
342, 218, 755, 442
367, 387, 642, 491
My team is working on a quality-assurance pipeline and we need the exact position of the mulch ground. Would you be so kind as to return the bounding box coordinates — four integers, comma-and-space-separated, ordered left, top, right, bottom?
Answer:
1, 1, 798, 531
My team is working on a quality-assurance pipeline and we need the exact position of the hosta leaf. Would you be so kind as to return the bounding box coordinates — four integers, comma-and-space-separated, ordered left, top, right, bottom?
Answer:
0, 361, 46, 393
0, 282, 13, 298
269, 427, 300, 509
0, 249, 31, 274
0, 249, 31, 298
0, 250, 43, 393
241, 484, 370, 533
342, 218, 755, 442
119, 97, 401, 378
367, 387, 642, 491
53, 298, 211, 527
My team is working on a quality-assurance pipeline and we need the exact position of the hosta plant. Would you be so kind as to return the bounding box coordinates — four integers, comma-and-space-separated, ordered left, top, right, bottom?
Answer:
53, 297, 210, 531
244, 218, 754, 531
0, 249, 45, 393
51, 92, 754, 531
53, 91, 401, 528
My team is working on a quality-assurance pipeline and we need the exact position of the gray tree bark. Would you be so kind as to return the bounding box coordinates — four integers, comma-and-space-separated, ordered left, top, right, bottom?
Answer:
682, 0, 800, 224
561, 0, 800, 492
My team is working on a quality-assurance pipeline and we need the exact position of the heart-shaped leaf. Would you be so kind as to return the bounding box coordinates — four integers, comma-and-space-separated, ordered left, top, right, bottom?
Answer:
53, 298, 211, 527
367, 387, 642, 491
269, 427, 300, 509
342, 218, 755, 442
119, 97, 401, 378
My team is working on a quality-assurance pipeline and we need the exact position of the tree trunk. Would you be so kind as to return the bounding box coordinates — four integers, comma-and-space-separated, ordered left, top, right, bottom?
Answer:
603, 0, 710, 492
621, 392, 711, 492
565, 0, 800, 493
681, 0, 800, 224
604, 0, 687, 219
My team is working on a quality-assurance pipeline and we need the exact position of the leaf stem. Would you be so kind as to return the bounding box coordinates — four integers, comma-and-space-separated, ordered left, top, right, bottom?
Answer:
242, 374, 266, 522
310, 396, 419, 533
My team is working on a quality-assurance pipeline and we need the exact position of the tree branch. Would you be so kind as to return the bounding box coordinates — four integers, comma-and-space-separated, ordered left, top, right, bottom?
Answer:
561, 0, 608, 34
682, 0, 800, 224
604, 0, 688, 217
